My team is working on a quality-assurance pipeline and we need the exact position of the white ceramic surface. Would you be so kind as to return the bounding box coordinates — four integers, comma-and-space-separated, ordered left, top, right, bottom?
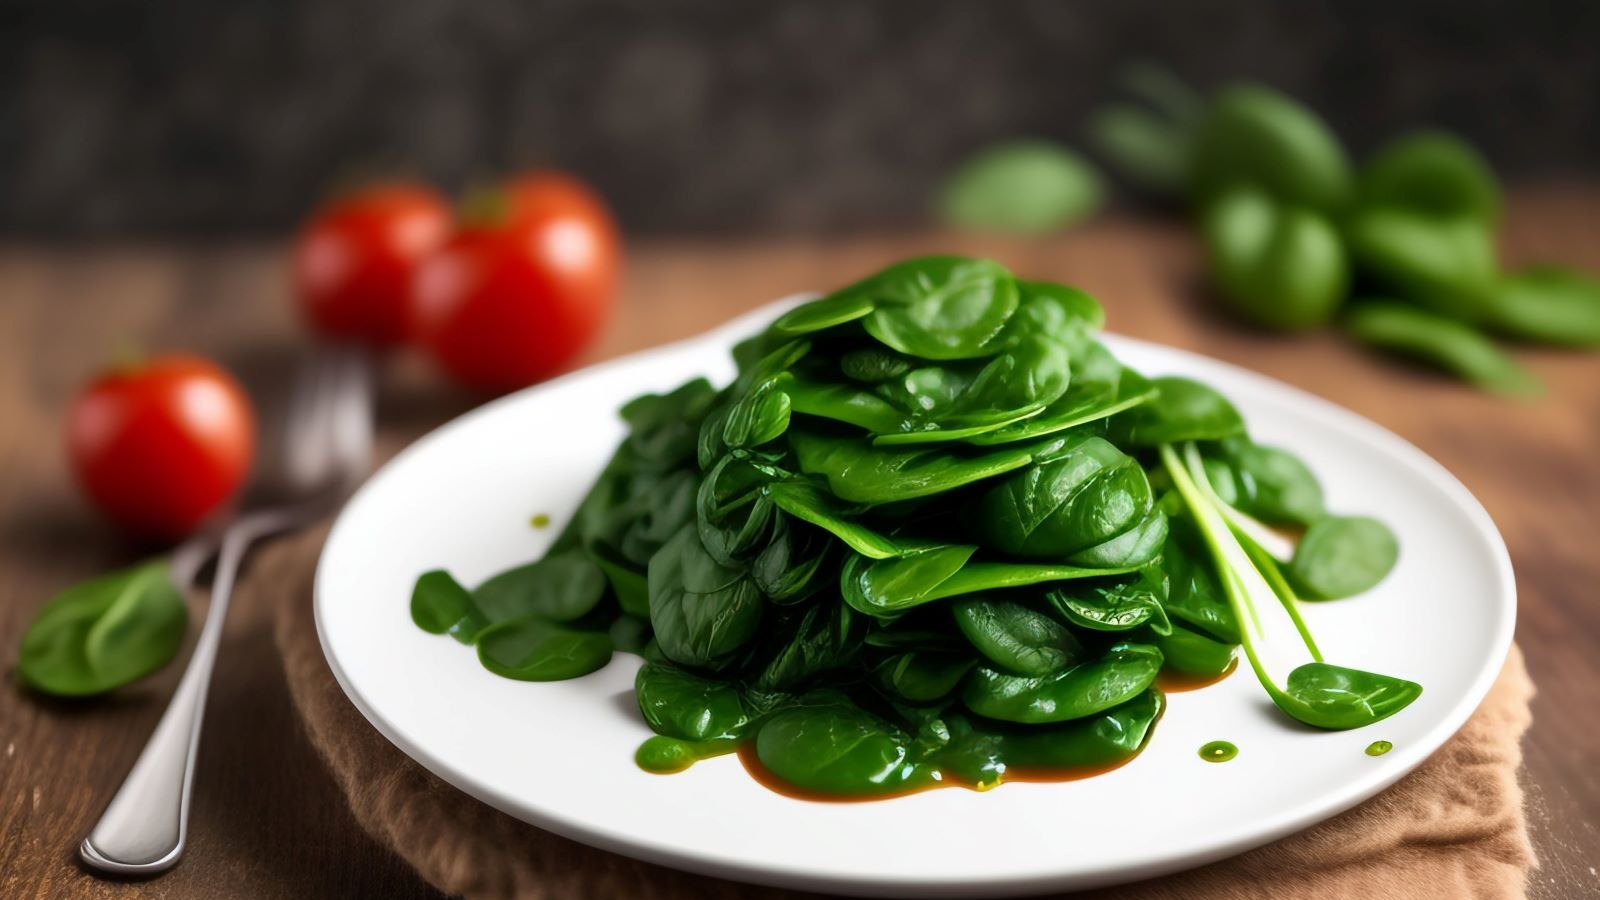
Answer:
316, 299, 1515, 897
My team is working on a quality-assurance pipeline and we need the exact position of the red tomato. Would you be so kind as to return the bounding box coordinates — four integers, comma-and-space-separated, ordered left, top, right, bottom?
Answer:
411, 172, 619, 392
67, 356, 256, 540
294, 182, 452, 345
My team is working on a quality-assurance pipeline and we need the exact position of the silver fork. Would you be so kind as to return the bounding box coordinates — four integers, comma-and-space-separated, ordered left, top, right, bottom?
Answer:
79, 344, 374, 876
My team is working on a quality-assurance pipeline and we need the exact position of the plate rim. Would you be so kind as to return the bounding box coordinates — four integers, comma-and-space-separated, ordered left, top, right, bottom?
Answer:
315, 298, 1516, 897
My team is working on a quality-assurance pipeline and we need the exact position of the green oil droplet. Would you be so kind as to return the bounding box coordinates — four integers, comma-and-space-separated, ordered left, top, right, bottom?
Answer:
530, 513, 551, 529
1365, 740, 1393, 757
1199, 740, 1237, 763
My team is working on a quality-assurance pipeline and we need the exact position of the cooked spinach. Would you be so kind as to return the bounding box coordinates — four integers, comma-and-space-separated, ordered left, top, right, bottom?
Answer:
406, 256, 1416, 797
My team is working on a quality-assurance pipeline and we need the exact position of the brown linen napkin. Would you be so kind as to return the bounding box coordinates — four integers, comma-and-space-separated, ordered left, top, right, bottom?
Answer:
264, 528, 1536, 900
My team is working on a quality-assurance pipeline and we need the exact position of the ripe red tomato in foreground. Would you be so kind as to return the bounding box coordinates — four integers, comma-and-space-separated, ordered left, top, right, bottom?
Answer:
67, 356, 256, 540
294, 182, 452, 345
411, 172, 619, 393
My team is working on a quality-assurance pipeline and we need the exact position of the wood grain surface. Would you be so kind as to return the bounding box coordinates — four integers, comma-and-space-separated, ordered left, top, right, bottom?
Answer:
2, 188, 1597, 898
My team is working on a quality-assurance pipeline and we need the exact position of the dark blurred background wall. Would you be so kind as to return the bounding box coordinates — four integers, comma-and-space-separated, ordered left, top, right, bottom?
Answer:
3, 0, 1597, 237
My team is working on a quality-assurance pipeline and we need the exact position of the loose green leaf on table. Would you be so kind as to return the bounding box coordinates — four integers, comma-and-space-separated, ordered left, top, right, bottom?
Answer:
1344, 209, 1499, 323
1357, 131, 1500, 223
19, 559, 188, 697
1187, 84, 1352, 212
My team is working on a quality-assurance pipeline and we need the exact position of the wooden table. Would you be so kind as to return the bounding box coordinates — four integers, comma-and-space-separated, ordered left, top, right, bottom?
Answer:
3, 190, 1597, 898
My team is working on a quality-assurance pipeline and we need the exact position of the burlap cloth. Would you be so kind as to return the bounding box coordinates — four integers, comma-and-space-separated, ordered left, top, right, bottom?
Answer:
263, 527, 1536, 899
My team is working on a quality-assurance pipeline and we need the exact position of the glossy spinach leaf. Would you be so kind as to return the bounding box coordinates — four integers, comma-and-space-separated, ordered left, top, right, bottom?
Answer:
764, 479, 904, 559
789, 427, 1050, 505
971, 433, 1152, 558
410, 569, 485, 644
619, 378, 719, 471
696, 455, 780, 566
635, 660, 754, 740
1152, 622, 1238, 678
962, 642, 1164, 724
1290, 515, 1400, 600
934, 689, 1164, 786
952, 596, 1084, 676
841, 547, 1134, 617
1108, 376, 1246, 446
647, 526, 765, 669
753, 600, 862, 691
18, 559, 188, 697
859, 256, 1021, 359
784, 372, 908, 434
472, 549, 608, 625
1278, 662, 1424, 730
1159, 515, 1240, 643
588, 545, 651, 619
770, 291, 876, 336
1067, 507, 1168, 568
754, 701, 937, 796
1205, 436, 1325, 527
1048, 570, 1172, 635
966, 359, 1155, 446
873, 651, 975, 702
475, 618, 613, 681
748, 516, 832, 603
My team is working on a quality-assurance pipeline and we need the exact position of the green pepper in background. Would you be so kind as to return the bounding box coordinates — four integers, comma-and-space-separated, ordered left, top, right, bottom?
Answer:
1357, 131, 1501, 223
1187, 85, 1353, 213
1344, 208, 1499, 323
1485, 265, 1600, 347
939, 140, 1104, 235
1202, 188, 1348, 331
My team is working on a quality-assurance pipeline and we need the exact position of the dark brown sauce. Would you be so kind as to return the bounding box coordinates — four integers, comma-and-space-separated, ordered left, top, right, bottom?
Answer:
1155, 658, 1239, 693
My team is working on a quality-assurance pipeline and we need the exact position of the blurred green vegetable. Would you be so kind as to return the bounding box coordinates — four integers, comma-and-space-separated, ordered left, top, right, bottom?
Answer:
1202, 188, 1348, 331
1357, 131, 1500, 222
1346, 302, 1541, 396
1345, 209, 1498, 322
1486, 265, 1600, 347
18, 560, 188, 697
939, 140, 1103, 234
1188, 85, 1352, 212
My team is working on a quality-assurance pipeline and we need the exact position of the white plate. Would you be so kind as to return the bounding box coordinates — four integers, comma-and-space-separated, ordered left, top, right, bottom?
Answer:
316, 298, 1515, 897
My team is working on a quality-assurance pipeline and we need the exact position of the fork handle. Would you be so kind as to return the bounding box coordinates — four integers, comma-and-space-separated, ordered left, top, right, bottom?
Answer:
79, 509, 296, 875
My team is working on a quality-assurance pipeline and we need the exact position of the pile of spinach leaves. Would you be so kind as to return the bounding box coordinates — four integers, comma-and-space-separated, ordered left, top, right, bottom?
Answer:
411, 256, 1420, 797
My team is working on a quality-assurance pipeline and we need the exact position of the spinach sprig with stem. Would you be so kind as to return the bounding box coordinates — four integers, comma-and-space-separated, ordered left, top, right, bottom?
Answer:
1160, 443, 1420, 729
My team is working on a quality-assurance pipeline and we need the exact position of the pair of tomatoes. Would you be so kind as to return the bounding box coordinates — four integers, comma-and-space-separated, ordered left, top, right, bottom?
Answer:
294, 172, 620, 392
71, 173, 618, 540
